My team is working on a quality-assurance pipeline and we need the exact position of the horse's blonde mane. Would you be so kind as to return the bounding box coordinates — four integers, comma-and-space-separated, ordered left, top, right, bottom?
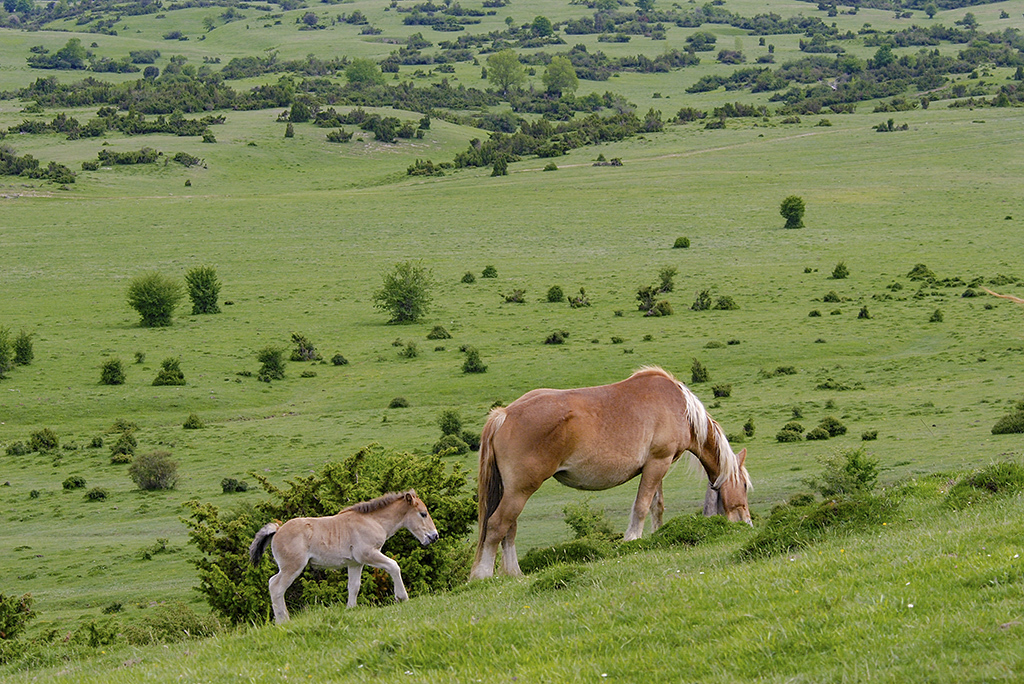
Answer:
345, 490, 415, 514
631, 365, 750, 489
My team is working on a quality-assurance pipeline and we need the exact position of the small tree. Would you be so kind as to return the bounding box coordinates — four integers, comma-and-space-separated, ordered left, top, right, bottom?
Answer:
547, 285, 565, 303
184, 265, 221, 314
0, 327, 12, 379
13, 331, 33, 366
100, 358, 126, 385
780, 195, 805, 229
345, 57, 387, 86
153, 357, 185, 386
373, 261, 435, 324
486, 49, 526, 94
257, 347, 286, 381
658, 266, 677, 293
542, 55, 578, 96
126, 272, 184, 327
691, 358, 709, 384
438, 409, 462, 436
462, 348, 487, 373
129, 450, 179, 490
831, 261, 849, 280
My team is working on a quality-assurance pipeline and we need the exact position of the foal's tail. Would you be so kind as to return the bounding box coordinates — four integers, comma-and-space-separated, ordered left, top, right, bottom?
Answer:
475, 407, 507, 552
248, 522, 279, 566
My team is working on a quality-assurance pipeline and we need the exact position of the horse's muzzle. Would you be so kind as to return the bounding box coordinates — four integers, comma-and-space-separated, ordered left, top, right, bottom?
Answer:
422, 531, 440, 545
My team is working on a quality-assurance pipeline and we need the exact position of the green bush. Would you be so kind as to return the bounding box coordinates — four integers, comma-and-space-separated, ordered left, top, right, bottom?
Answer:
184, 265, 221, 315
118, 601, 222, 645
109, 430, 137, 461
780, 195, 805, 229
823, 290, 841, 303
426, 325, 452, 340
946, 461, 1024, 510
743, 418, 755, 437
256, 346, 286, 381
929, 309, 943, 323
907, 263, 936, 281
63, 475, 86, 490
673, 236, 690, 249
712, 384, 732, 398
809, 309, 822, 317
817, 416, 848, 437
806, 426, 830, 440
13, 331, 33, 366
861, 430, 878, 441
0, 328, 11, 379
85, 487, 108, 501
153, 357, 185, 386
713, 296, 738, 310
481, 265, 498, 279
776, 428, 803, 443
804, 448, 879, 498
691, 288, 712, 311
462, 348, 487, 373
858, 306, 871, 319
183, 413, 205, 430
398, 341, 419, 359
126, 272, 184, 327
331, 354, 349, 366
831, 261, 849, 279
184, 444, 476, 624
461, 271, 476, 284
432, 434, 470, 455
568, 288, 591, 308
29, 428, 59, 453
389, 397, 410, 409
690, 358, 709, 384
6, 442, 28, 456
373, 261, 435, 324
546, 285, 564, 303
563, 500, 616, 540
519, 538, 612, 574
503, 289, 526, 303
461, 430, 481, 451
992, 408, 1024, 434
220, 478, 249, 494
129, 450, 179, 490
544, 330, 569, 345
438, 409, 462, 436
530, 565, 586, 592
290, 333, 321, 362
100, 358, 126, 385
0, 593, 35, 642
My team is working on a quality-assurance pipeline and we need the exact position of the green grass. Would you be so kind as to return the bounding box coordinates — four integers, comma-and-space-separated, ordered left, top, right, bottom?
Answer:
1, 0, 1024, 676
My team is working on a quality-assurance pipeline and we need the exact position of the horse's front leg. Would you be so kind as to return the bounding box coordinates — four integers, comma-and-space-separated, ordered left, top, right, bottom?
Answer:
346, 563, 363, 608
360, 549, 408, 603
625, 459, 672, 541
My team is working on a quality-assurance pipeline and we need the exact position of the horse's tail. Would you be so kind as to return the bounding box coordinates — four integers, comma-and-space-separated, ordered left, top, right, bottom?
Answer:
475, 407, 507, 552
248, 522, 279, 566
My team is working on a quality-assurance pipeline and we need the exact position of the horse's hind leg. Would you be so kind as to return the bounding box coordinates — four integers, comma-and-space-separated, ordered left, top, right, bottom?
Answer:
346, 563, 363, 608
268, 562, 304, 624
649, 481, 665, 533
479, 490, 533, 578
500, 518, 521, 576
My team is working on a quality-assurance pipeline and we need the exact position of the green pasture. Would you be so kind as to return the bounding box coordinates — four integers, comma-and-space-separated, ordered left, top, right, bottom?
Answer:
1, 0, 1023, 677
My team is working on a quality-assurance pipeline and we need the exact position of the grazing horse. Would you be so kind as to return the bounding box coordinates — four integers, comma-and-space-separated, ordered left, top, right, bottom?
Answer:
249, 490, 439, 623
469, 366, 751, 580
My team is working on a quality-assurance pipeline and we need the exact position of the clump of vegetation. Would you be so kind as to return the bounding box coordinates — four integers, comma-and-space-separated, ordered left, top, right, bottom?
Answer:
373, 261, 435, 324
945, 461, 1024, 510
129, 450, 179, 490
13, 331, 33, 366
544, 330, 569, 345
100, 358, 126, 385
568, 288, 591, 308
433, 433, 470, 455
257, 347, 286, 382
427, 325, 451, 340
183, 413, 205, 429
152, 358, 185, 386
857, 306, 871, 319
713, 296, 738, 310
389, 397, 410, 409
862, 430, 878, 441
62, 475, 86, 490
85, 487, 108, 501
184, 444, 475, 624
461, 347, 487, 374
0, 593, 35, 643
503, 289, 526, 303
690, 358, 709, 384
817, 416, 848, 437
0, 328, 11, 379
6, 442, 28, 456
823, 290, 841, 303
991, 399, 1024, 435
831, 261, 849, 279
804, 448, 879, 498
290, 333, 321, 362
331, 354, 348, 366
398, 341, 419, 359
109, 428, 137, 464
929, 309, 944, 323
776, 422, 804, 442
743, 418, 755, 438
692, 289, 712, 311
780, 195, 805, 229
184, 265, 221, 315
673, 236, 690, 249
907, 263, 936, 281
546, 285, 564, 303
530, 565, 586, 593
220, 478, 249, 494
29, 428, 59, 453
126, 272, 184, 327
481, 265, 498, 278
712, 384, 732, 398
461, 271, 476, 284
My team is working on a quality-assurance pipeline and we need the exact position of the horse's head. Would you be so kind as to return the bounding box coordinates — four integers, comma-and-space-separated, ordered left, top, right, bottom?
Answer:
704, 448, 752, 525
402, 490, 440, 545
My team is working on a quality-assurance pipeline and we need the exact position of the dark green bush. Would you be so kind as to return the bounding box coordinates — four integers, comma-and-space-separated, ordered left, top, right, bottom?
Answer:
0, 593, 35, 643
388, 397, 410, 409
544, 330, 569, 345
184, 444, 475, 624
691, 358, 709, 384
426, 325, 452, 340
290, 333, 321, 362
63, 475, 86, 490
858, 306, 871, 319
804, 448, 879, 498
712, 384, 732, 398
13, 331, 33, 366
929, 309, 943, 322
0, 328, 10, 379
481, 265, 498, 278
29, 428, 59, 453
519, 538, 612, 574
743, 418, 755, 437
861, 430, 878, 441
806, 427, 830, 440
673, 236, 690, 249
126, 272, 184, 327
220, 478, 249, 494
907, 263, 936, 281
85, 487, 108, 501
809, 309, 822, 317
817, 416, 847, 437
461, 271, 476, 284
503, 289, 526, 303
6, 442, 28, 456
462, 348, 487, 373
398, 341, 419, 359
183, 413, 205, 430
823, 290, 841, 303
692, 289, 712, 311
530, 565, 586, 592
432, 434, 470, 455
831, 261, 849, 279
118, 601, 222, 645
568, 288, 591, 308
109, 430, 137, 462
153, 357, 185, 386
184, 265, 221, 315
100, 358, 126, 385
776, 428, 803, 443
563, 500, 616, 541
438, 409, 462, 436
546, 285, 564, 303
713, 296, 738, 310
257, 347, 286, 381
129, 450, 179, 490
331, 354, 349, 366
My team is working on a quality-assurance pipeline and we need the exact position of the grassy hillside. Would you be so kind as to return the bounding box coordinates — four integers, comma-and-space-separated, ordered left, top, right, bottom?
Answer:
1, 0, 1023, 677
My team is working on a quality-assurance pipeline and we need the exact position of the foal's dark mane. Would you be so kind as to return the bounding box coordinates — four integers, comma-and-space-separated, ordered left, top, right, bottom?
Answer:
345, 490, 415, 514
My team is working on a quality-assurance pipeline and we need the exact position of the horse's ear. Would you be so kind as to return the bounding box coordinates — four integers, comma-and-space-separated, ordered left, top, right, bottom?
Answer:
405, 491, 414, 503
737, 448, 747, 468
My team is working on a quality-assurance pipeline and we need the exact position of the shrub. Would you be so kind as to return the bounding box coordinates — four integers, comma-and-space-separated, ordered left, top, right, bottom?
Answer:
388, 397, 410, 409
743, 418, 755, 437
129, 450, 179, 490
543, 162, 558, 172
397, 341, 418, 359
658, 266, 677, 293
126, 272, 184, 327
257, 347, 286, 381
153, 357, 185, 386
63, 475, 86, 490
817, 416, 848, 437
563, 500, 616, 540
426, 325, 451, 340
929, 309, 944, 323
692, 289, 712, 311
373, 261, 435, 324
438, 409, 462, 436
806, 426, 830, 440
462, 348, 487, 373
858, 306, 871, 319
183, 413, 205, 429
780, 195, 805, 229
119, 601, 222, 645
290, 333, 321, 362
530, 565, 586, 592
831, 261, 849, 279
29, 428, 59, 453
809, 309, 822, 317
221, 478, 249, 494
13, 331, 33, 366
503, 289, 526, 303
481, 265, 498, 279
519, 538, 612, 574
907, 263, 936, 281
6, 442, 28, 456
991, 404, 1024, 434
109, 430, 137, 462
184, 444, 476, 624
713, 296, 738, 310
673, 236, 690, 249
823, 290, 841, 303
85, 487, 108, 501
804, 448, 879, 498
100, 358, 126, 385
184, 265, 221, 315
861, 430, 878, 441
690, 358, 709, 384
461, 271, 476, 284
568, 288, 591, 308
712, 384, 732, 398
331, 354, 349, 366
544, 330, 569, 345
776, 428, 803, 442
461, 430, 481, 451
433, 434, 470, 455
0, 328, 11, 379
648, 300, 673, 317
945, 461, 1024, 510
0, 593, 35, 642
546, 285, 564, 303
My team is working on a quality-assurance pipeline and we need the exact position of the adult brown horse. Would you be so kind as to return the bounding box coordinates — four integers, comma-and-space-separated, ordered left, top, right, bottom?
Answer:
469, 366, 751, 580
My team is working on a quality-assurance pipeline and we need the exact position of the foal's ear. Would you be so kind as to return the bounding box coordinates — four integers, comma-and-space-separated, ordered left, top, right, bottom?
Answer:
737, 448, 747, 468
405, 490, 415, 503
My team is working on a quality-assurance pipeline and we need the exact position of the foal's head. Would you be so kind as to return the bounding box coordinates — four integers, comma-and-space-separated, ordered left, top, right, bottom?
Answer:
710, 448, 752, 525
400, 490, 440, 545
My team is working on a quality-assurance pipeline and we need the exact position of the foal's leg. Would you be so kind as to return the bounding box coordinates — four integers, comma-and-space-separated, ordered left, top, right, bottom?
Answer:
268, 559, 306, 624
358, 549, 408, 602
625, 459, 672, 541
346, 563, 363, 608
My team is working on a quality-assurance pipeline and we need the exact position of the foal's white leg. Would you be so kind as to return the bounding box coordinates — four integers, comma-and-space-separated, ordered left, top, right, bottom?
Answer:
346, 564, 363, 608
360, 549, 408, 602
268, 566, 303, 624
